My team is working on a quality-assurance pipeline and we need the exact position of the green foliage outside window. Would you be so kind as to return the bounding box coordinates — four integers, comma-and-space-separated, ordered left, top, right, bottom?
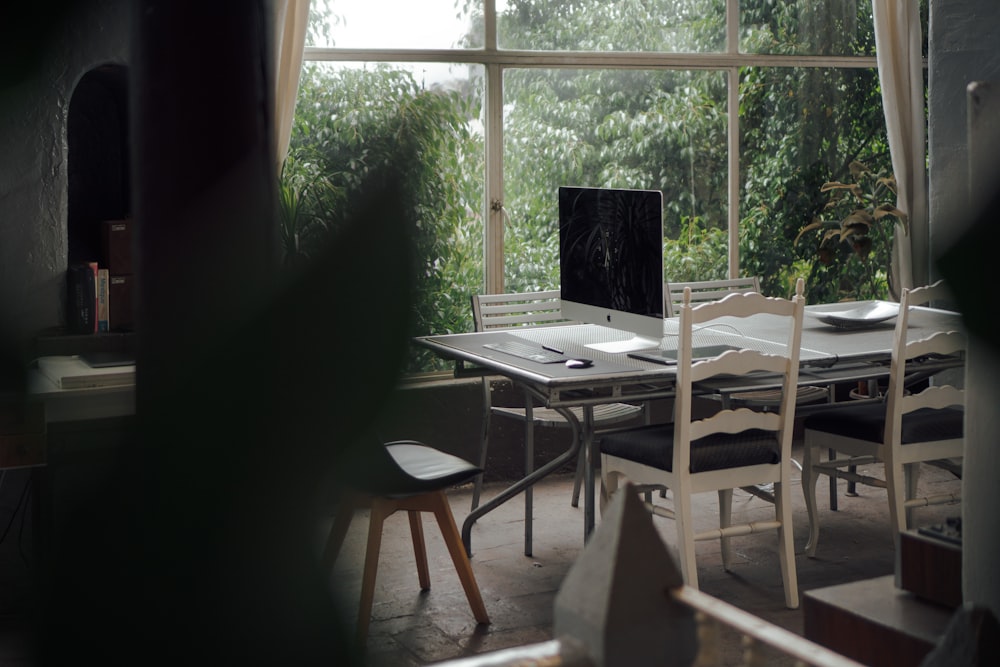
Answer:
793, 162, 902, 302
500, 67, 729, 294
284, 64, 484, 372
286, 0, 905, 373
737, 1, 894, 302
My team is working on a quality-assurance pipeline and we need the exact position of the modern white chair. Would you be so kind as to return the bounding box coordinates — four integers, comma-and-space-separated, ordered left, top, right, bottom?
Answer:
470, 290, 645, 556
801, 280, 964, 557
322, 439, 490, 645
600, 278, 805, 609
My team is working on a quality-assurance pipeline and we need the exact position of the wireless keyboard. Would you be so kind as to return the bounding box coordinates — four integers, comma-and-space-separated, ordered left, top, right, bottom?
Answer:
482, 340, 565, 363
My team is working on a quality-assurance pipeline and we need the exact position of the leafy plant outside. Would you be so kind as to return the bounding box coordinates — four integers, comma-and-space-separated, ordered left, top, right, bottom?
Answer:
286, 0, 903, 373
794, 161, 903, 302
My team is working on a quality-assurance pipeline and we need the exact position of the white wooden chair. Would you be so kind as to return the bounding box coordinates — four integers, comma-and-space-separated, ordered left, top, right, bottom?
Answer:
801, 280, 964, 557
663, 277, 763, 318
600, 279, 805, 609
471, 290, 644, 555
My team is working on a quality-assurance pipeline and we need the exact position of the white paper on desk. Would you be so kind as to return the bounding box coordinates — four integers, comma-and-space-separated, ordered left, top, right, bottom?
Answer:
36, 355, 135, 390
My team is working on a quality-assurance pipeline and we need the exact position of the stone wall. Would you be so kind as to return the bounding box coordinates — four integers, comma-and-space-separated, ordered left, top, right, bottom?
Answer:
0, 1, 131, 342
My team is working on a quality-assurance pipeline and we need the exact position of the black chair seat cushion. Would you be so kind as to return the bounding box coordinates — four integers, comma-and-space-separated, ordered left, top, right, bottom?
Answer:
356, 440, 482, 498
803, 403, 964, 444
599, 424, 780, 473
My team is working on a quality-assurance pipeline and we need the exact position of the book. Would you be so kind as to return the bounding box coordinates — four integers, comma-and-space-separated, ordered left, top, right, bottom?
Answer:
36, 355, 135, 390
97, 268, 110, 332
66, 265, 96, 334
109, 274, 134, 331
79, 351, 135, 368
88, 262, 99, 333
101, 218, 133, 275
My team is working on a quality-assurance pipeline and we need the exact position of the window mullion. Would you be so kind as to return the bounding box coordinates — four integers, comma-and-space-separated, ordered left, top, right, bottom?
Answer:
483, 0, 504, 294
728, 66, 740, 279
484, 63, 504, 295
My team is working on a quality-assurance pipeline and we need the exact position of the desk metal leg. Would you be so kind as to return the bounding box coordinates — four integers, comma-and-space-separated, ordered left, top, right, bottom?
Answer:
523, 390, 534, 557
582, 406, 596, 540
461, 406, 582, 558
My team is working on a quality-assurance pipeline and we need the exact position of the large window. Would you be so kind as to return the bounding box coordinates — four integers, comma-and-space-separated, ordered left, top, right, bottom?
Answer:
502, 67, 728, 293
291, 1, 917, 373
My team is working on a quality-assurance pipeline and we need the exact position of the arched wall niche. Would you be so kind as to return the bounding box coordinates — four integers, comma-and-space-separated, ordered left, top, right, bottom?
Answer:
67, 63, 130, 266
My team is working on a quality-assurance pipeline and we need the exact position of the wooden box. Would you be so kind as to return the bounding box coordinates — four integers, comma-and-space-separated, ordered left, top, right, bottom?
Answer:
899, 526, 962, 608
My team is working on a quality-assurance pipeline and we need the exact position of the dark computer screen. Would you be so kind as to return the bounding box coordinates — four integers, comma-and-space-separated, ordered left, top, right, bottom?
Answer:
558, 186, 665, 352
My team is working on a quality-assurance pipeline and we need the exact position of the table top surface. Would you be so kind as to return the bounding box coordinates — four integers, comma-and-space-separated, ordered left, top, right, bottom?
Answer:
416, 302, 965, 394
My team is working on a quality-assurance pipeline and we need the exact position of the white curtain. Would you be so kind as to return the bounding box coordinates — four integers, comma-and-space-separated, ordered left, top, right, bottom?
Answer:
872, 0, 926, 294
273, 0, 311, 175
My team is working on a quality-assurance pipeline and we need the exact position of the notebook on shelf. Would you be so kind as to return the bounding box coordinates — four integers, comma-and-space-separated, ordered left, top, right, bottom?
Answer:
36, 355, 135, 390
79, 351, 135, 368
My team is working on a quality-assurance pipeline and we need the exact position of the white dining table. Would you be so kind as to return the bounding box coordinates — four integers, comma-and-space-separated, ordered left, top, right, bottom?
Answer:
417, 302, 965, 554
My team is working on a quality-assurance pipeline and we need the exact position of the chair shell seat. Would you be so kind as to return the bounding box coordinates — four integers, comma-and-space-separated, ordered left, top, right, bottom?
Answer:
360, 440, 482, 498
600, 423, 780, 473
387, 441, 482, 484
803, 404, 963, 445
324, 439, 489, 644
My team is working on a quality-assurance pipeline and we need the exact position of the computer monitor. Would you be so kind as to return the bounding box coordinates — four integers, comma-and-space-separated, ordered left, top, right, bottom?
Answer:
558, 186, 665, 353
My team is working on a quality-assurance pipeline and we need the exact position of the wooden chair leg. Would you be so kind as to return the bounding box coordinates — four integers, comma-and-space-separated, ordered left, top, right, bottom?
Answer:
427, 490, 490, 625
357, 500, 390, 645
886, 458, 910, 540
322, 494, 360, 570
673, 487, 698, 590
408, 509, 431, 590
775, 480, 799, 609
718, 488, 733, 571
802, 442, 822, 558
903, 462, 921, 531
828, 447, 839, 510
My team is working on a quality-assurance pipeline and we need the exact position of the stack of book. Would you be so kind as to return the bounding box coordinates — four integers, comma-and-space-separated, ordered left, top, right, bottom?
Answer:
36, 354, 135, 390
65, 218, 133, 334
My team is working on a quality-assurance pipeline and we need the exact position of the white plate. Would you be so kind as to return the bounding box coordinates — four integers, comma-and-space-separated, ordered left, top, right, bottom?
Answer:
810, 300, 901, 329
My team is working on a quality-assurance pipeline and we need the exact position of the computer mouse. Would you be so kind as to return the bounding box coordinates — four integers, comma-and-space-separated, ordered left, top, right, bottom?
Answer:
565, 358, 593, 369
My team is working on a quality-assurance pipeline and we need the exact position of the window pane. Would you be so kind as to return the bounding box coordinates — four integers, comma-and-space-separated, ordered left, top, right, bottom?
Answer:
738, 66, 891, 302
287, 62, 485, 371
502, 68, 729, 293
310, 0, 483, 49
497, 0, 726, 53
740, 0, 876, 56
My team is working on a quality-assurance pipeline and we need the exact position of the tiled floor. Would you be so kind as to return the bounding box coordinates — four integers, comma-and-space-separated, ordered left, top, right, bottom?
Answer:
326, 450, 962, 666
0, 448, 961, 666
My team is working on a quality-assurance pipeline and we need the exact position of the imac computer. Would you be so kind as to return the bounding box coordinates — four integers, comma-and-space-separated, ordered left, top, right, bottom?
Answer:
558, 186, 665, 353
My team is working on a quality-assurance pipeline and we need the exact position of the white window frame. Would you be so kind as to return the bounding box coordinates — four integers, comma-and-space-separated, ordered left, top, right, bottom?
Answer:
303, 0, 878, 294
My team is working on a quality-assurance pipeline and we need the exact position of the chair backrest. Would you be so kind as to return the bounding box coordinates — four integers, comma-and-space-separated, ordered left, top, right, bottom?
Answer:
470, 290, 574, 408
664, 277, 761, 318
673, 278, 805, 475
884, 280, 966, 444
471, 290, 572, 332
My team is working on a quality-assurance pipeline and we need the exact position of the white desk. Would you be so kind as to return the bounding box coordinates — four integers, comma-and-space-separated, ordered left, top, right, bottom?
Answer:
416, 303, 964, 554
